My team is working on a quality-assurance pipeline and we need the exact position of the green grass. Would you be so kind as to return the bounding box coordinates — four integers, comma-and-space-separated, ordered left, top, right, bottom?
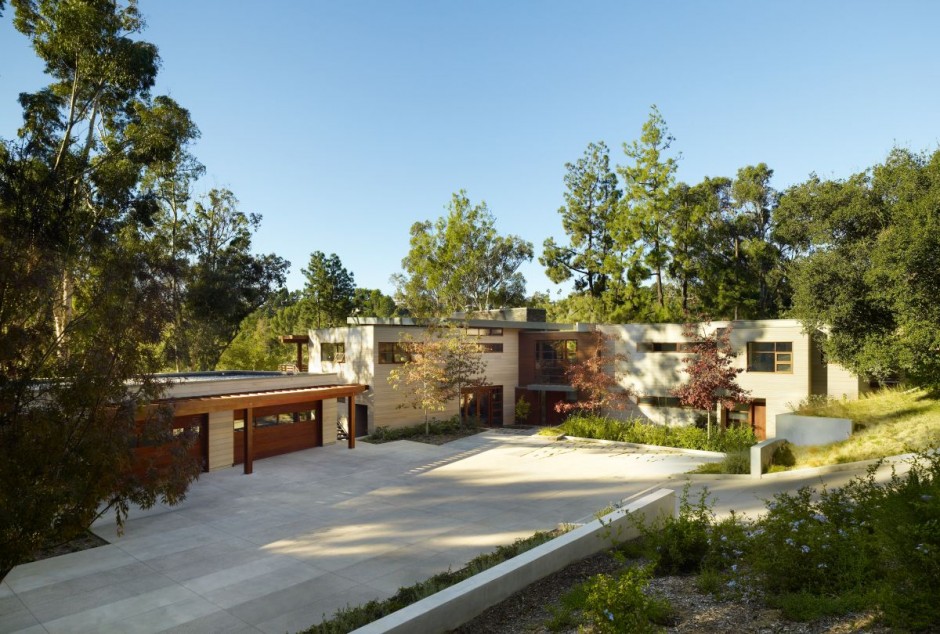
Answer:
791, 388, 940, 467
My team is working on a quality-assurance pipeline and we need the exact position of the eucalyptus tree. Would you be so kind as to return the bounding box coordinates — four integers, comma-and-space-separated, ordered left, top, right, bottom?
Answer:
394, 190, 534, 317
0, 0, 202, 582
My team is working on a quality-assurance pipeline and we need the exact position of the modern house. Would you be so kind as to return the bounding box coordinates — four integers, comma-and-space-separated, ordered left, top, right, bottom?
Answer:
305, 310, 865, 440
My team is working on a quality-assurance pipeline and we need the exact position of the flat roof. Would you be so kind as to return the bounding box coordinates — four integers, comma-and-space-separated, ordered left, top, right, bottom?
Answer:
148, 384, 368, 417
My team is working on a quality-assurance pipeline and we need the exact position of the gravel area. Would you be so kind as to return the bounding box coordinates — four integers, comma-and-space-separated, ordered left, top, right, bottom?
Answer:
452, 550, 890, 633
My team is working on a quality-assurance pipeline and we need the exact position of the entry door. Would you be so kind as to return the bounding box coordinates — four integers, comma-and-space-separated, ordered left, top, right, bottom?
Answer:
461, 386, 503, 426
750, 401, 767, 440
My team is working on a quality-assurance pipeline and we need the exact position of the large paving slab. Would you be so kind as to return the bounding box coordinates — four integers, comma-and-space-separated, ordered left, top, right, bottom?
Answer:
0, 429, 900, 633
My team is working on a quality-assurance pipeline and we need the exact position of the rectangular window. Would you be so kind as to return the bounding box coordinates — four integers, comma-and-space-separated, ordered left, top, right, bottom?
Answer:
535, 339, 578, 384
465, 327, 503, 336
637, 342, 695, 353
378, 342, 411, 364
321, 342, 345, 363
479, 343, 504, 353
638, 395, 683, 407
748, 342, 793, 373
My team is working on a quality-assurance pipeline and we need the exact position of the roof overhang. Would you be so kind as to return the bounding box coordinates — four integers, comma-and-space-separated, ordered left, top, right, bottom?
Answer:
142, 384, 366, 418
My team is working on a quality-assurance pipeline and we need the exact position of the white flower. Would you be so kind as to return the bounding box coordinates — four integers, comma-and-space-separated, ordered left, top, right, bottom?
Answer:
801, 545, 811, 554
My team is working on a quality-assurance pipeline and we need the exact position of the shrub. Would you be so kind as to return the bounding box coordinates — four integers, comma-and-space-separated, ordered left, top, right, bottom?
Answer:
580, 564, 673, 633
632, 486, 714, 575
718, 450, 750, 474
552, 414, 756, 453
514, 395, 531, 424
365, 416, 467, 443
771, 441, 796, 468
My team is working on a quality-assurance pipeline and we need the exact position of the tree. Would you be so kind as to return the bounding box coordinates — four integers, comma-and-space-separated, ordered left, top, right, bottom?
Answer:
0, 0, 202, 581
302, 251, 356, 328
387, 326, 486, 434
393, 191, 534, 317
555, 330, 634, 415
672, 322, 750, 438
541, 141, 621, 299
353, 288, 399, 318
184, 188, 288, 370
617, 105, 679, 312
780, 147, 940, 388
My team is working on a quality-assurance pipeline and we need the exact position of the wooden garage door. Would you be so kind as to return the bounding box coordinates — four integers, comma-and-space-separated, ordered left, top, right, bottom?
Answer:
234, 401, 323, 464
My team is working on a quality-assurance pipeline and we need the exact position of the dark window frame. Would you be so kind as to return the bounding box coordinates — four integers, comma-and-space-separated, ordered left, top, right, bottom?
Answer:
378, 342, 411, 364
747, 341, 793, 373
321, 341, 346, 363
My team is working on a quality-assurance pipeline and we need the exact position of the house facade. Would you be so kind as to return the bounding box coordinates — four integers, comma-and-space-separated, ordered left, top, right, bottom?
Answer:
307, 311, 865, 440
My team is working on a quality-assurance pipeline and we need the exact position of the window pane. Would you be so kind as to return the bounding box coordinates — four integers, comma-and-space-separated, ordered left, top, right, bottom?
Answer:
777, 353, 792, 362
752, 342, 776, 352
777, 342, 793, 352
750, 352, 776, 372
776, 363, 792, 372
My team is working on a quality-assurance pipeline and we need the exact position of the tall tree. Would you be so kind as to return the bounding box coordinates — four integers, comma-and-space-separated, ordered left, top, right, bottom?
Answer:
673, 322, 750, 438
617, 105, 679, 312
541, 141, 621, 299
668, 178, 727, 316
0, 0, 201, 581
393, 190, 534, 317
302, 251, 356, 328
184, 188, 288, 370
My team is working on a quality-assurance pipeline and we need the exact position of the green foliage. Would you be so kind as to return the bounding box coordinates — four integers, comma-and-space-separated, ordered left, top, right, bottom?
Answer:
514, 394, 531, 424
720, 450, 751, 474
364, 416, 468, 443
352, 288, 399, 318
541, 141, 621, 301
632, 486, 714, 575
302, 251, 356, 328
300, 529, 562, 633
580, 565, 673, 633
547, 414, 756, 453
771, 441, 796, 468
782, 147, 940, 388
393, 191, 534, 317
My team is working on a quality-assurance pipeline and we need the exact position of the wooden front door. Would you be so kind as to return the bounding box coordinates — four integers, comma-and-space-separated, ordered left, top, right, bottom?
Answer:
750, 401, 767, 440
461, 386, 503, 426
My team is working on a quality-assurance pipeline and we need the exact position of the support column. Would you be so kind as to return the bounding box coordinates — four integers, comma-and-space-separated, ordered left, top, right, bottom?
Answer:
347, 395, 356, 449
244, 407, 254, 475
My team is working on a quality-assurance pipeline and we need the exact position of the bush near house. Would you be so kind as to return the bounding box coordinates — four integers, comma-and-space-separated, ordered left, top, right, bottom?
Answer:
540, 414, 756, 453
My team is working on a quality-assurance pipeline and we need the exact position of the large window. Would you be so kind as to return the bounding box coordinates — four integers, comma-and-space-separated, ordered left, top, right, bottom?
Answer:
321, 342, 345, 363
479, 343, 503, 353
535, 339, 577, 384
378, 342, 411, 364
638, 395, 683, 407
748, 342, 792, 373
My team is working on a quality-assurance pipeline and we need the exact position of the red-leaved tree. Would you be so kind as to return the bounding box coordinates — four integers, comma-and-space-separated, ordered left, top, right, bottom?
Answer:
672, 322, 750, 438
555, 330, 634, 415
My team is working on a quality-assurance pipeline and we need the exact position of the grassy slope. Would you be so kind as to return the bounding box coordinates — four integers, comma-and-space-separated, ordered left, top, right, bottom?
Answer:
793, 388, 940, 467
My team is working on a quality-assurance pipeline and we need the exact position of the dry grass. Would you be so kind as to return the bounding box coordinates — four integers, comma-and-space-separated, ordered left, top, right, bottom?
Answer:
792, 387, 940, 467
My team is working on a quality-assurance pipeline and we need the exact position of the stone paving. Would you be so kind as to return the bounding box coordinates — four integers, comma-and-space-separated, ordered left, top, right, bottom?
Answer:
0, 429, 901, 633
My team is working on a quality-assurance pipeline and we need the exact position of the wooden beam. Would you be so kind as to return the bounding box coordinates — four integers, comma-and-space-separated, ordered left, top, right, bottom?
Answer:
162, 384, 367, 418
244, 407, 254, 475
347, 395, 356, 449
280, 335, 310, 344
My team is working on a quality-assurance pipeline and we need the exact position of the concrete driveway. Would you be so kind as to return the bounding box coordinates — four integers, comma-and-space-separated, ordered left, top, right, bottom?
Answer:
0, 429, 899, 633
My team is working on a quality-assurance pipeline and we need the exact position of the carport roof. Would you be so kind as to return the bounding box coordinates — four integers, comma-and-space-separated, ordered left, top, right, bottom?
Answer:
145, 383, 367, 418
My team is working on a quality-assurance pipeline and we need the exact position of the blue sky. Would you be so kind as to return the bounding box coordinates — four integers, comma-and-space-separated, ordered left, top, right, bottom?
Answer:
3, 1, 939, 297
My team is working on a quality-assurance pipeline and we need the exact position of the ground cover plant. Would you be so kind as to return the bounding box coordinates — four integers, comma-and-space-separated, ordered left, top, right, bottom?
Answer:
790, 387, 940, 467
540, 414, 756, 453
362, 416, 480, 444
299, 528, 564, 633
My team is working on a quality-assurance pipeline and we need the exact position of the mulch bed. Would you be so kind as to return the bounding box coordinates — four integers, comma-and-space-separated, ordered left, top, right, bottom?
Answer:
26, 531, 109, 564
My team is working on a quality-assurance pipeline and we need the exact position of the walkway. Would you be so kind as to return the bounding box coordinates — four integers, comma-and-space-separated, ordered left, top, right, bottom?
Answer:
0, 429, 902, 633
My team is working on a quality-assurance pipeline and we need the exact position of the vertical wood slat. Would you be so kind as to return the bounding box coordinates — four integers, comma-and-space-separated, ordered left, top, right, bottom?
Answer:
245, 407, 254, 475
347, 395, 356, 449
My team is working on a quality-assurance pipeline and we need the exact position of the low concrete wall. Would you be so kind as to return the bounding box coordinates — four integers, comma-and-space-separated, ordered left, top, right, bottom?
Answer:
751, 438, 788, 477
776, 413, 852, 446
353, 488, 676, 634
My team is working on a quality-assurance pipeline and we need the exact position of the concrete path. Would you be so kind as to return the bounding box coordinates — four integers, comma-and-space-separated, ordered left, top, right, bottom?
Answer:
0, 429, 903, 633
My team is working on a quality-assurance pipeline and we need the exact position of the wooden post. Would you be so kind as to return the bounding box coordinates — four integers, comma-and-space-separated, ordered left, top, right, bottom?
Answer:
295, 342, 303, 370
244, 407, 254, 475
347, 395, 356, 449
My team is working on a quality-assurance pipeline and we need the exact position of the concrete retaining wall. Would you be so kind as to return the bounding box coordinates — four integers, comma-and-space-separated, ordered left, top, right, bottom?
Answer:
776, 413, 852, 446
751, 438, 789, 477
353, 488, 676, 634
